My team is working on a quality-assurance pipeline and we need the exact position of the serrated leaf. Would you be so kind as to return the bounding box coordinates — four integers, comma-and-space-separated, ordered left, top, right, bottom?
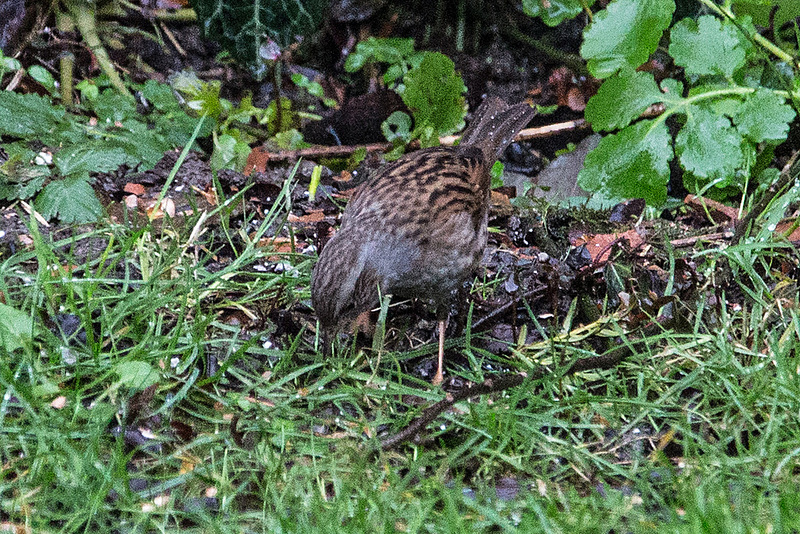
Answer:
0, 303, 33, 352
91, 89, 138, 123
36, 175, 103, 223
586, 69, 663, 131
140, 79, 182, 111
581, 0, 675, 78
669, 16, 746, 77
0, 92, 65, 136
54, 144, 129, 176
402, 52, 466, 146
0, 155, 48, 201
111, 121, 170, 169
676, 106, 743, 179
521, 0, 590, 26
578, 119, 672, 205
734, 89, 795, 142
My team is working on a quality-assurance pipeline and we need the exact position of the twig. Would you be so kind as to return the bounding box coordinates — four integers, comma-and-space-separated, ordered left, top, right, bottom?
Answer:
471, 285, 546, 330
378, 339, 637, 449
260, 119, 589, 162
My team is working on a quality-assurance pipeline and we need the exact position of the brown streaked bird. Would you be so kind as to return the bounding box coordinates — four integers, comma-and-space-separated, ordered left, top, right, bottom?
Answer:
311, 96, 537, 384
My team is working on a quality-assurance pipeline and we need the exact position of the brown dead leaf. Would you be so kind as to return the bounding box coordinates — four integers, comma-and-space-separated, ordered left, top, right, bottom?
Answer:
776, 219, 800, 242
572, 229, 644, 262
244, 146, 270, 175
490, 190, 513, 218
684, 194, 738, 224
192, 185, 218, 206
256, 236, 295, 255
124, 182, 146, 195
287, 210, 326, 223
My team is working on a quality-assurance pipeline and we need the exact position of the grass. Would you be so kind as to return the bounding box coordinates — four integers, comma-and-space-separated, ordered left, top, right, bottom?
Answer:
1, 180, 800, 532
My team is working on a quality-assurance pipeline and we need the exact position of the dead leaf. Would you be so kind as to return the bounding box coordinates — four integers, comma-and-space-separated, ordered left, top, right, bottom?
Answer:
244, 146, 270, 175
124, 183, 145, 195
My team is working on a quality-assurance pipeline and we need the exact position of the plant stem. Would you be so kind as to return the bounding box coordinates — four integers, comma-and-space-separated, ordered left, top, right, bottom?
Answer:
64, 0, 132, 99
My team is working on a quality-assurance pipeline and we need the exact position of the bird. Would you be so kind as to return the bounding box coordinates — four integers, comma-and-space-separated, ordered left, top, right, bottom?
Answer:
311, 96, 537, 385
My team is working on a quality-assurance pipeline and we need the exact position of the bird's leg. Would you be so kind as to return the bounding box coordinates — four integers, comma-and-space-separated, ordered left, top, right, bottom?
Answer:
432, 317, 448, 386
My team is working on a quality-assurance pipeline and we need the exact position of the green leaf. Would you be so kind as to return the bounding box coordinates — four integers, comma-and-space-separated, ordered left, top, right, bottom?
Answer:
0, 154, 48, 201
210, 134, 251, 171
190, 0, 326, 78
734, 89, 796, 142
578, 119, 672, 205
402, 52, 466, 146
675, 106, 744, 179
0, 92, 65, 136
36, 175, 103, 223
0, 143, 51, 202
110, 121, 170, 169
115, 360, 160, 390
0, 55, 21, 72
140, 79, 182, 111
669, 16, 747, 78
581, 0, 675, 78
28, 65, 57, 95
381, 111, 412, 143
76, 79, 100, 101
273, 129, 310, 150
54, 144, 129, 176
90, 89, 138, 123
0, 303, 33, 352
344, 37, 416, 73
521, 0, 590, 26
586, 69, 663, 131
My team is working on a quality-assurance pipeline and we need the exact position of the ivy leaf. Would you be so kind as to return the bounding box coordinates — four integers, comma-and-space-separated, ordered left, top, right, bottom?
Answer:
190, 0, 326, 78
581, 0, 675, 78
669, 16, 747, 77
36, 175, 103, 223
521, 0, 590, 26
734, 89, 796, 142
402, 52, 466, 147
210, 133, 251, 171
586, 69, 663, 131
578, 119, 672, 205
676, 106, 743, 179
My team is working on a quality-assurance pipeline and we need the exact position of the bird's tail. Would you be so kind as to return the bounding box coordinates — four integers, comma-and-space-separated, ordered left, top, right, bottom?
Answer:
458, 96, 537, 162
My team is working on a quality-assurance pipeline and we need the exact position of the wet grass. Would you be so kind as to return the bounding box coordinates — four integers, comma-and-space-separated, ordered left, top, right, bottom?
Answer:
2, 183, 800, 532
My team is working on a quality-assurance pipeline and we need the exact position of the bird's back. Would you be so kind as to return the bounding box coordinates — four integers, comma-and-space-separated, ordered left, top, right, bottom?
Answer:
311, 97, 537, 333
